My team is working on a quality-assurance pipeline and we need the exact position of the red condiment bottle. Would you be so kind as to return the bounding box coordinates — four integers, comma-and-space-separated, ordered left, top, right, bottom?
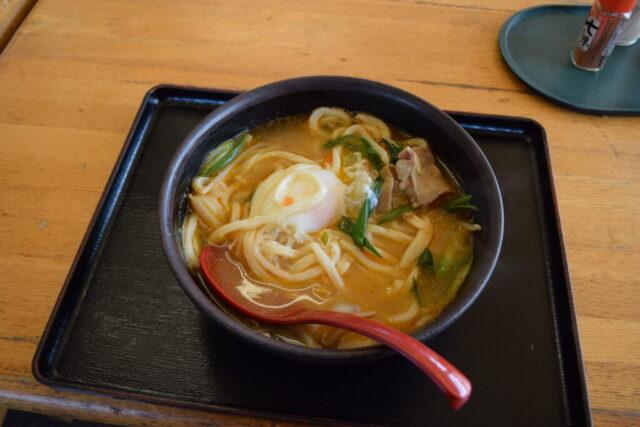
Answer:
570, 0, 637, 71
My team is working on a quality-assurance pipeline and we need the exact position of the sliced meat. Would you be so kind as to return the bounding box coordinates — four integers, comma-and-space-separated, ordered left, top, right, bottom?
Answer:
376, 165, 395, 213
395, 146, 453, 207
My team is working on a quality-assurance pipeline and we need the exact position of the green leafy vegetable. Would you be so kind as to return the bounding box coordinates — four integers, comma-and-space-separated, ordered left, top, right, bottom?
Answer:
382, 137, 402, 163
199, 131, 249, 176
369, 176, 383, 213
377, 204, 412, 224
360, 139, 383, 170
435, 240, 473, 302
343, 153, 358, 167
324, 135, 383, 170
411, 278, 423, 307
362, 238, 382, 258
337, 216, 382, 258
417, 248, 435, 269
324, 135, 357, 149
336, 178, 384, 259
446, 261, 472, 301
320, 230, 330, 246
337, 216, 354, 235
352, 177, 383, 245
436, 238, 473, 282
446, 194, 478, 212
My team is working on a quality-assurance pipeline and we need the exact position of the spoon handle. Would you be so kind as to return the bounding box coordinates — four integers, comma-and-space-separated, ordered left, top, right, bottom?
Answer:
300, 310, 472, 410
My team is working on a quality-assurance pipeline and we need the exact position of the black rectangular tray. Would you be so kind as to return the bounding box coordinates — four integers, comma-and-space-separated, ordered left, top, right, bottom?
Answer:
33, 85, 591, 426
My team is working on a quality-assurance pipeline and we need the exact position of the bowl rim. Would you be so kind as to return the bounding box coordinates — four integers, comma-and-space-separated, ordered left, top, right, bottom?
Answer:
159, 75, 504, 363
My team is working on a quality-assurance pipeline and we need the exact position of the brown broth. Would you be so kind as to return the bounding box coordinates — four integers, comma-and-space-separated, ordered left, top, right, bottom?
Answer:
185, 112, 475, 349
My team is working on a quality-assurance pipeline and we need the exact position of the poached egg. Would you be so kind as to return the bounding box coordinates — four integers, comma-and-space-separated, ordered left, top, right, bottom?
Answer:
250, 164, 346, 233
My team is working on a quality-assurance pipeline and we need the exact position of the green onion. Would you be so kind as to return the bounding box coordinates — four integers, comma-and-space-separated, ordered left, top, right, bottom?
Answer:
343, 153, 358, 167
411, 278, 423, 307
324, 136, 351, 149
352, 177, 383, 245
335, 227, 383, 258
417, 248, 435, 269
436, 240, 472, 281
363, 238, 382, 258
382, 137, 402, 163
199, 131, 249, 176
360, 139, 383, 170
320, 230, 330, 246
352, 198, 371, 247
446, 194, 478, 212
377, 204, 412, 224
336, 179, 384, 259
323, 135, 383, 170
337, 216, 354, 235
369, 176, 383, 214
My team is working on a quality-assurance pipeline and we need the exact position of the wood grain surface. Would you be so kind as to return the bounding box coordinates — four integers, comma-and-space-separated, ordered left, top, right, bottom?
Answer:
0, 0, 35, 51
0, 0, 638, 425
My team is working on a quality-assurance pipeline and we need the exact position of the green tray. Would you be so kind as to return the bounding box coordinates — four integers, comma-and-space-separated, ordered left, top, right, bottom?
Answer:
500, 5, 640, 115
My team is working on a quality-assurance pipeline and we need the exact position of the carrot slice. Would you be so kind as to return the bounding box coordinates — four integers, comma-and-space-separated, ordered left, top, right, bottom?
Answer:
322, 151, 333, 168
364, 250, 378, 260
282, 196, 295, 206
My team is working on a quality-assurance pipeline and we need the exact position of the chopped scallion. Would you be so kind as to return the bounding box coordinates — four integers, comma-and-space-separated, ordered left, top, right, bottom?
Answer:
324, 135, 383, 170
411, 278, 423, 307
320, 230, 330, 246
377, 204, 412, 224
417, 248, 434, 269
353, 177, 383, 245
446, 194, 478, 212
200, 131, 249, 176
382, 137, 402, 163
363, 237, 382, 258
336, 178, 384, 259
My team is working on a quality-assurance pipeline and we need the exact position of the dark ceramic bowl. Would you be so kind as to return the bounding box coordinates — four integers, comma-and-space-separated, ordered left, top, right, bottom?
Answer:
159, 76, 503, 363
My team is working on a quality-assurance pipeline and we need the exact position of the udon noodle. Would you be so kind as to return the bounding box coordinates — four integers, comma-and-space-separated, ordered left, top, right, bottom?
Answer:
183, 108, 479, 348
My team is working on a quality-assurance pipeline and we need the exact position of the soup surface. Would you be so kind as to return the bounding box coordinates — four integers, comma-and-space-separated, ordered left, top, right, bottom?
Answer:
183, 108, 479, 348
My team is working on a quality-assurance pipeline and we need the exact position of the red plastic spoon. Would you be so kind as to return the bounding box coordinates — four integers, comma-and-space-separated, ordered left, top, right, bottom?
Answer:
199, 245, 472, 410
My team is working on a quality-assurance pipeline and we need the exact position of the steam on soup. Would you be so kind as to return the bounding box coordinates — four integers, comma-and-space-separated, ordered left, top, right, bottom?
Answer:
183, 108, 480, 349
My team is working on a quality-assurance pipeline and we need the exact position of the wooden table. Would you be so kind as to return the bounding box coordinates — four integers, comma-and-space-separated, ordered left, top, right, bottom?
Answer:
0, 0, 35, 51
0, 0, 638, 425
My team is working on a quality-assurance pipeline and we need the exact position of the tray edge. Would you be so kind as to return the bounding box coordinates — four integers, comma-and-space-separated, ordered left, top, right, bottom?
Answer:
528, 119, 593, 426
31, 84, 167, 384
31, 84, 592, 426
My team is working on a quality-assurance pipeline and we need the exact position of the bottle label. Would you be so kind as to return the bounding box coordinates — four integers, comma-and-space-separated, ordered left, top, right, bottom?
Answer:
577, 15, 601, 51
